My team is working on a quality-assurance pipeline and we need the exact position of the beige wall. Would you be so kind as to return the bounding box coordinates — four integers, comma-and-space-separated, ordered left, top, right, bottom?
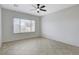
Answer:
2, 8, 41, 42
42, 5, 79, 47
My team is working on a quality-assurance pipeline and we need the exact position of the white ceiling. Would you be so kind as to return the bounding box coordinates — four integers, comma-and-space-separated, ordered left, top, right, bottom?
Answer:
1, 4, 76, 16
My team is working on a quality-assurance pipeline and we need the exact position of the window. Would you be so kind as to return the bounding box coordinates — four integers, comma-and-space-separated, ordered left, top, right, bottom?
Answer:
13, 18, 35, 33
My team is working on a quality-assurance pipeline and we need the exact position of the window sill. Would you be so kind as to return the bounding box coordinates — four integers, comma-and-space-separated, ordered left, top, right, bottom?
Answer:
13, 32, 35, 34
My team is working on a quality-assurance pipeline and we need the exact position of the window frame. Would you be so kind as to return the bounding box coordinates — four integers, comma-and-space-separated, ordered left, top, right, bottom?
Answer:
13, 17, 36, 34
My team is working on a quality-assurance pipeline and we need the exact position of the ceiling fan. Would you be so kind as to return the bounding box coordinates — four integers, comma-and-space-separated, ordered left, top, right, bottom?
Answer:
32, 4, 47, 13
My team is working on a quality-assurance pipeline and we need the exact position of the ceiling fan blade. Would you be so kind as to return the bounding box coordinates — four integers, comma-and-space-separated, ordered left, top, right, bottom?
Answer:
37, 4, 40, 8
37, 11, 39, 13
40, 5, 45, 8
32, 5, 36, 8
40, 9, 47, 11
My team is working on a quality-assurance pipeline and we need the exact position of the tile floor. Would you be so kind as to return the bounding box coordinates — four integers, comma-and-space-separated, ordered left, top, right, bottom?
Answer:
0, 37, 79, 55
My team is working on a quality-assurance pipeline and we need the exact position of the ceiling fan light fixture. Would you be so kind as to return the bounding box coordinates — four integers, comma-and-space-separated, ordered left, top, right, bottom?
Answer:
37, 11, 39, 13
37, 9, 40, 11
